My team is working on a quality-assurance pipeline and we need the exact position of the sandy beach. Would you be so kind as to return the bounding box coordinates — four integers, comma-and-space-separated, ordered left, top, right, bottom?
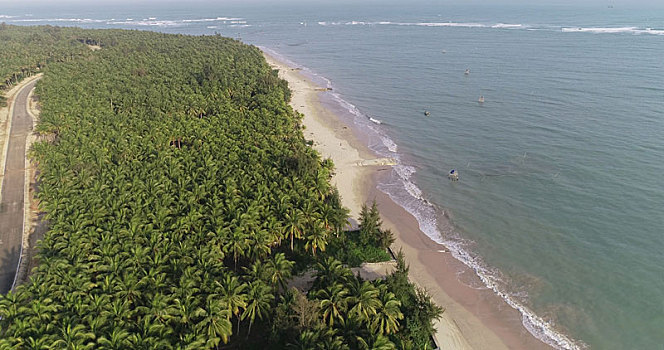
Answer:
264, 52, 553, 350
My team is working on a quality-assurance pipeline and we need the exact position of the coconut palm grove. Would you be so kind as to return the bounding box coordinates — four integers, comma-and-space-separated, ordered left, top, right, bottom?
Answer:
0, 25, 442, 349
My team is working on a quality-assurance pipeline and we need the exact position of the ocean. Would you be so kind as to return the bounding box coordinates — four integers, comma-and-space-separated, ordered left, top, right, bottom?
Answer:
3, 2, 663, 349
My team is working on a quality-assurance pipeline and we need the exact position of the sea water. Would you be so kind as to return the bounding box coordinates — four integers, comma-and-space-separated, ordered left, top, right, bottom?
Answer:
3, 2, 664, 349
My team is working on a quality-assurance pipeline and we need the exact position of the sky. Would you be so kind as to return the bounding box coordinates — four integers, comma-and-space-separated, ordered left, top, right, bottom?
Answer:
0, 0, 661, 5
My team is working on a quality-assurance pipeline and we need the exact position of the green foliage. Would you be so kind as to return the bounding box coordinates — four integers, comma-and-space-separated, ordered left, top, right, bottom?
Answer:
0, 25, 92, 105
327, 230, 391, 267
359, 201, 395, 249
274, 255, 440, 349
0, 25, 444, 350
0, 26, 348, 349
326, 200, 393, 267
384, 251, 444, 348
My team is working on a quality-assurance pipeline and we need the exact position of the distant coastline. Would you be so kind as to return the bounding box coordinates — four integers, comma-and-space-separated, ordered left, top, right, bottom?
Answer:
263, 51, 555, 350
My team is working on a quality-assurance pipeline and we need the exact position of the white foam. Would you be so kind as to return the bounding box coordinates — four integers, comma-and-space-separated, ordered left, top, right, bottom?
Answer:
314, 20, 664, 36
182, 18, 219, 23
315, 20, 534, 30
7, 16, 248, 28
562, 26, 664, 35
492, 23, 525, 29
108, 20, 181, 27
11, 18, 107, 23
412, 22, 486, 28
380, 136, 398, 152
378, 171, 586, 349
0, 15, 17, 19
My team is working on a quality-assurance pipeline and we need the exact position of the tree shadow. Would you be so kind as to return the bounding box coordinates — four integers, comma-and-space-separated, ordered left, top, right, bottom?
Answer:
0, 244, 20, 294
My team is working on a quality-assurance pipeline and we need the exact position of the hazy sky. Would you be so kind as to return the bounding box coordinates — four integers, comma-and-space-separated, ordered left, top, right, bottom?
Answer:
0, 0, 661, 5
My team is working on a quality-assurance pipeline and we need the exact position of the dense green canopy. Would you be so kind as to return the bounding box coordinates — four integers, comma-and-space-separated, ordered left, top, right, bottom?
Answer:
0, 25, 441, 349
0, 24, 91, 105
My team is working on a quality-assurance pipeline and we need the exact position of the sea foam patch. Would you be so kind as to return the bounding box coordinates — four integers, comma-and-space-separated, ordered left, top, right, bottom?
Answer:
562, 26, 664, 35
6, 15, 248, 28
10, 18, 108, 23
317, 20, 528, 29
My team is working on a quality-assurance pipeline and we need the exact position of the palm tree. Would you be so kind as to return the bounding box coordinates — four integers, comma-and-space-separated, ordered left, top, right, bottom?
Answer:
248, 228, 272, 260
317, 329, 349, 350
241, 280, 274, 337
0, 27, 383, 349
223, 228, 249, 270
316, 283, 349, 327
197, 296, 233, 347
286, 330, 318, 350
215, 274, 247, 334
97, 328, 131, 350
172, 295, 204, 331
265, 253, 294, 292
24, 336, 53, 350
284, 209, 304, 251
0, 291, 29, 321
348, 281, 380, 324
313, 258, 353, 290
305, 221, 328, 256
371, 288, 403, 335
357, 334, 396, 350
52, 323, 95, 350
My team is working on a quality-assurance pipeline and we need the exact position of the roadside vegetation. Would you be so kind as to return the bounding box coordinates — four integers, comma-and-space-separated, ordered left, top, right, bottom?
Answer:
0, 24, 91, 106
0, 25, 441, 349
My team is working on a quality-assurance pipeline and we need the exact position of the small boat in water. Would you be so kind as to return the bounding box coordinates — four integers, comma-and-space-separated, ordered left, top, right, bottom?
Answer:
369, 117, 382, 125
448, 169, 459, 181
465, 69, 470, 75
424, 110, 430, 116
478, 95, 485, 103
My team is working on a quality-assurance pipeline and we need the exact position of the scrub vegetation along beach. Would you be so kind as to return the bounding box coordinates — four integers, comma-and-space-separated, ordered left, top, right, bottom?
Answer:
0, 25, 445, 349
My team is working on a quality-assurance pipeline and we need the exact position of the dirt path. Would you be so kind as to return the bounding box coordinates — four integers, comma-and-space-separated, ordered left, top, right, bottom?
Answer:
0, 77, 41, 294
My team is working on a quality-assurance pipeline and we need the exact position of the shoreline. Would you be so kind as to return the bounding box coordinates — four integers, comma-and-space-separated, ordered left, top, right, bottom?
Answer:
264, 51, 554, 350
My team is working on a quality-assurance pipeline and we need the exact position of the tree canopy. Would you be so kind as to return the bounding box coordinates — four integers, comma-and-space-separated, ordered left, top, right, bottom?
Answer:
0, 25, 441, 349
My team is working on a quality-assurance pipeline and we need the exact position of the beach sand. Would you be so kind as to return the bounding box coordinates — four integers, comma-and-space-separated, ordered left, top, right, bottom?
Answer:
264, 52, 554, 350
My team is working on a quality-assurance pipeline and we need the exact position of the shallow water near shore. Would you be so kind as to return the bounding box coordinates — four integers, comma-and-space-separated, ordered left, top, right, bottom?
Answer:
5, 2, 664, 349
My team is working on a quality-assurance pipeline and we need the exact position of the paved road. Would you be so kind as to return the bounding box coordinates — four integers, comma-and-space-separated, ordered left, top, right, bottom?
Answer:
0, 79, 38, 294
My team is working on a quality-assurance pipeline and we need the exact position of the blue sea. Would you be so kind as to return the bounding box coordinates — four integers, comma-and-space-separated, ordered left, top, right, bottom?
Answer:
3, 1, 663, 349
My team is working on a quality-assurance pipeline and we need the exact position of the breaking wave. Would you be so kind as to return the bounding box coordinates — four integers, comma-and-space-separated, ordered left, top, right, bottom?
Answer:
6, 16, 247, 28
562, 26, 664, 35
316, 20, 664, 37
317, 20, 526, 29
